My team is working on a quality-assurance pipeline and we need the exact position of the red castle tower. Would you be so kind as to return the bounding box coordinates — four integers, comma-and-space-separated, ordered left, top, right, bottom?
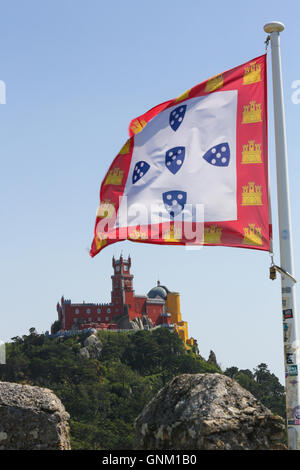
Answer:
111, 254, 134, 315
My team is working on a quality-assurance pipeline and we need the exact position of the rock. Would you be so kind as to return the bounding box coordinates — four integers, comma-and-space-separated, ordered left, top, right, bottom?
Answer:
81, 333, 102, 359
130, 317, 144, 330
134, 373, 285, 450
117, 313, 154, 331
83, 332, 101, 348
130, 316, 154, 330
79, 346, 90, 359
142, 316, 154, 329
0, 381, 70, 450
117, 313, 132, 330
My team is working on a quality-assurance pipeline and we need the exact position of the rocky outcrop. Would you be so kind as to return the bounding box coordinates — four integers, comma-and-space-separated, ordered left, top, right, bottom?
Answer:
117, 313, 154, 331
79, 333, 103, 360
116, 313, 132, 330
134, 373, 285, 450
130, 316, 154, 330
0, 381, 70, 450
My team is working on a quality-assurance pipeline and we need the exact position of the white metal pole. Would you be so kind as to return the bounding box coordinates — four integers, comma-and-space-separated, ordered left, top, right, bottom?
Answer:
264, 21, 300, 450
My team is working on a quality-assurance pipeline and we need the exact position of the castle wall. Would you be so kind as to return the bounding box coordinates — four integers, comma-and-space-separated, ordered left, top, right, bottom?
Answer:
146, 303, 164, 325
133, 296, 148, 315
62, 302, 117, 330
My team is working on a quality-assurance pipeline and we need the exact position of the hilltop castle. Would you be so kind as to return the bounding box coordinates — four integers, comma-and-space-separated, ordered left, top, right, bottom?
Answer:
52, 255, 194, 347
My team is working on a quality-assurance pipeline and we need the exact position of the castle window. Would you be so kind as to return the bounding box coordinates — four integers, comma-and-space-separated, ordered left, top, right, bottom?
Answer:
86, 308, 91, 314
107, 308, 111, 313
75, 308, 79, 314
97, 308, 101, 313
97, 317, 101, 322
124, 266, 128, 271
105, 316, 109, 321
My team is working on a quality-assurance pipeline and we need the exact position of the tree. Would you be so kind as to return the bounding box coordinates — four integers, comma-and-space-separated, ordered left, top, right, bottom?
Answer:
51, 320, 62, 334
224, 366, 239, 379
225, 363, 285, 418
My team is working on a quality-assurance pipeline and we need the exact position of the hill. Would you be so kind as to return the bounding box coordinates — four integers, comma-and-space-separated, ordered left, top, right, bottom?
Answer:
0, 328, 285, 449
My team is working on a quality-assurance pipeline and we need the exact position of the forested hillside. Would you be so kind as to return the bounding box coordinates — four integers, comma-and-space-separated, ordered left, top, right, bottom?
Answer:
0, 328, 285, 449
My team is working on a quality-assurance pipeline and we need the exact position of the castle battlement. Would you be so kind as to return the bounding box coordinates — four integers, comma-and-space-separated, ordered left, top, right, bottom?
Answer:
130, 118, 147, 135
243, 62, 261, 85
242, 100, 262, 124
204, 225, 222, 244
119, 140, 130, 155
96, 199, 116, 219
104, 168, 124, 186
128, 229, 147, 240
241, 182, 263, 206
243, 223, 263, 246
163, 224, 182, 242
242, 140, 262, 164
205, 74, 223, 93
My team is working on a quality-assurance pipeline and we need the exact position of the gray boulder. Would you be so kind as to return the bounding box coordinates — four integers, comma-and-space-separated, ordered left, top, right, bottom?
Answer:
142, 316, 154, 329
130, 316, 154, 330
117, 313, 154, 331
0, 381, 70, 450
134, 373, 285, 450
80, 333, 103, 360
79, 346, 91, 359
130, 317, 144, 330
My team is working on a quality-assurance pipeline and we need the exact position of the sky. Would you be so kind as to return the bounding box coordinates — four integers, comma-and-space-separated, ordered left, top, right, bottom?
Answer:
1, 0, 300, 383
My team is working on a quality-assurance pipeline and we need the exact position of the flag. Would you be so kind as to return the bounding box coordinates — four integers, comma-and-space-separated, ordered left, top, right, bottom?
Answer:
90, 54, 270, 257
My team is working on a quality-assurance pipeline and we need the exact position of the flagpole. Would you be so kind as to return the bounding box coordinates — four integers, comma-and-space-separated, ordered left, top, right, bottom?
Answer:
264, 21, 300, 450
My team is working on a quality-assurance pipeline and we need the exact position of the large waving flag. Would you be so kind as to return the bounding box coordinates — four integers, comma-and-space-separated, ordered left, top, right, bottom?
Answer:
90, 54, 270, 257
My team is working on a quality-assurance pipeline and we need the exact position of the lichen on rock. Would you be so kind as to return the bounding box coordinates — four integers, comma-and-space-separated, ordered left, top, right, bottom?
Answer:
0, 381, 71, 450
134, 373, 286, 450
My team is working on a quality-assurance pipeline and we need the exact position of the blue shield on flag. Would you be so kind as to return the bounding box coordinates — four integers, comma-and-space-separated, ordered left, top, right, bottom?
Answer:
165, 147, 185, 174
163, 190, 187, 218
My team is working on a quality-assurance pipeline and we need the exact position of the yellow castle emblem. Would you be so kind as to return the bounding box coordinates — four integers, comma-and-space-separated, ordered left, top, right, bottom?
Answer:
242, 100, 262, 124
175, 88, 191, 103
130, 119, 147, 135
243, 62, 261, 85
96, 199, 116, 219
94, 234, 107, 251
243, 224, 263, 246
242, 140, 262, 164
204, 225, 222, 244
241, 182, 263, 206
128, 229, 147, 240
163, 224, 182, 242
205, 74, 223, 93
104, 168, 124, 186
119, 140, 130, 155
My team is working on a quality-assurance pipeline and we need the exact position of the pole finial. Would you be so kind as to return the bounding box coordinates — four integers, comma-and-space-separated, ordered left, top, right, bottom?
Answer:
264, 21, 285, 33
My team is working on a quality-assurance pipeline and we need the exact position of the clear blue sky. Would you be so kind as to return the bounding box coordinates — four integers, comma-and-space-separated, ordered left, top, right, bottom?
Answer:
1, 0, 300, 383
